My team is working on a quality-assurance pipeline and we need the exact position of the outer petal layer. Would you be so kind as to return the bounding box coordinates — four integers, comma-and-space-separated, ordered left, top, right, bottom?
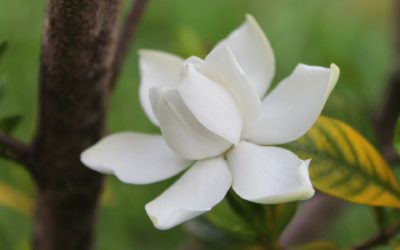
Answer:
227, 141, 314, 204
145, 157, 232, 230
217, 15, 275, 97
139, 50, 183, 126
150, 86, 232, 160
81, 133, 191, 184
203, 45, 261, 129
178, 65, 242, 144
244, 64, 340, 145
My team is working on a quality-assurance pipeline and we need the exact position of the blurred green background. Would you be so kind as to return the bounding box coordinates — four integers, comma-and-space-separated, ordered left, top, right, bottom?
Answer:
0, 0, 395, 249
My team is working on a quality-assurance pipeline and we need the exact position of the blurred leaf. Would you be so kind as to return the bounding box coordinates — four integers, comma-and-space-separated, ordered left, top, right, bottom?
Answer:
0, 42, 7, 61
0, 41, 6, 100
390, 238, 400, 250
174, 26, 207, 58
290, 241, 340, 250
265, 202, 298, 240
395, 119, 400, 155
99, 178, 113, 205
0, 182, 32, 217
0, 114, 22, 133
372, 207, 387, 230
287, 116, 400, 208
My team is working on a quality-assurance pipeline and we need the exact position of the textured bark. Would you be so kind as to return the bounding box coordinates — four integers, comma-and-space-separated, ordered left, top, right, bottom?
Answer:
31, 0, 122, 249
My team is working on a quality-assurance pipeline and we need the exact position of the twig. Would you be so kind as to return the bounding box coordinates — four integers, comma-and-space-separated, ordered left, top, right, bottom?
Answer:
282, 1, 400, 247
0, 132, 30, 165
109, 0, 149, 89
353, 222, 400, 250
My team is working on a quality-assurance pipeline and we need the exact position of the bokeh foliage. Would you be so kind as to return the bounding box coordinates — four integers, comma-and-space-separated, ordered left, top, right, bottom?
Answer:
0, 0, 394, 249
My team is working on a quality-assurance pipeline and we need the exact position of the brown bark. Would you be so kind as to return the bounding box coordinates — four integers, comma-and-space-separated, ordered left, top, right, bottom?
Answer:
31, 0, 122, 249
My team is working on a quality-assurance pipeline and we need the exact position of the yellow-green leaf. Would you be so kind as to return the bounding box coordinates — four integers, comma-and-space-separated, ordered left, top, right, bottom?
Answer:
287, 116, 400, 208
0, 182, 32, 217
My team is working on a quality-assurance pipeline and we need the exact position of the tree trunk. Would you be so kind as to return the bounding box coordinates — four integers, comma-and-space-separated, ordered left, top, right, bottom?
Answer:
31, 0, 122, 249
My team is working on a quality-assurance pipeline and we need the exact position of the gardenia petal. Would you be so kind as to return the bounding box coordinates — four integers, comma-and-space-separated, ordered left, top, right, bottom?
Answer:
203, 45, 261, 129
227, 141, 314, 204
145, 157, 232, 230
81, 133, 191, 184
150, 86, 232, 160
244, 63, 340, 145
177, 65, 242, 144
139, 50, 183, 126
217, 14, 275, 97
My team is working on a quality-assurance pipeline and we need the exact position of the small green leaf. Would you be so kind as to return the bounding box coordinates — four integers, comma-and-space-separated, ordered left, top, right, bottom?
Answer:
226, 191, 268, 234
205, 199, 257, 241
0, 114, 22, 133
287, 116, 400, 208
186, 218, 248, 249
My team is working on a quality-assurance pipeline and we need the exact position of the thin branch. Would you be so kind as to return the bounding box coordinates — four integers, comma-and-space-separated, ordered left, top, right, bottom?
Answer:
280, 192, 347, 247
353, 222, 400, 250
372, 70, 400, 164
0, 132, 30, 165
109, 0, 149, 89
372, 0, 400, 164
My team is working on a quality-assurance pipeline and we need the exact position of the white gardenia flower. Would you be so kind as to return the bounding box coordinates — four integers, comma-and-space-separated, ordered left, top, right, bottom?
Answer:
81, 15, 340, 230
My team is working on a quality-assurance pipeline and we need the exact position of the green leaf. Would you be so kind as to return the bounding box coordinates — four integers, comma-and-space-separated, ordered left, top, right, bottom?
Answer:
0, 114, 22, 133
226, 191, 268, 234
0, 42, 7, 61
287, 116, 400, 208
205, 198, 258, 241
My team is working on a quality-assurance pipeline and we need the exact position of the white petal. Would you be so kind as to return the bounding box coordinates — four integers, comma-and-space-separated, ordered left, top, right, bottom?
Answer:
139, 50, 183, 126
203, 45, 261, 129
244, 64, 340, 145
217, 14, 275, 97
145, 157, 232, 230
81, 133, 191, 184
177, 65, 242, 144
227, 141, 314, 204
150, 86, 232, 160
